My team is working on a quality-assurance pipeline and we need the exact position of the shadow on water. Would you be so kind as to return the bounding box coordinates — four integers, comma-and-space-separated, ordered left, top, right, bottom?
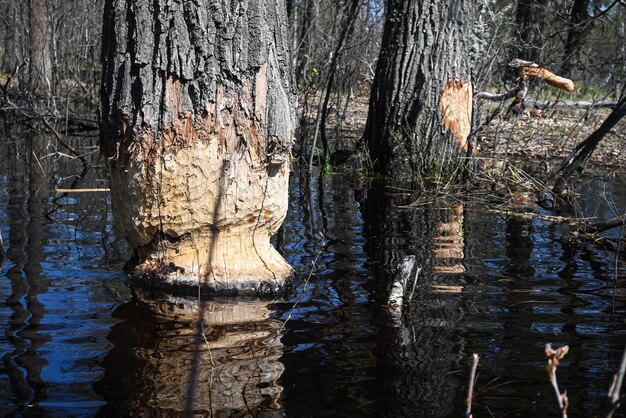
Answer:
0, 121, 625, 416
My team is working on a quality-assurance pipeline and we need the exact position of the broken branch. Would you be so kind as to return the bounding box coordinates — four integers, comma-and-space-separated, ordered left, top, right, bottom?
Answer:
546, 343, 570, 418
522, 67, 575, 92
547, 93, 626, 194
465, 353, 479, 418
605, 345, 626, 418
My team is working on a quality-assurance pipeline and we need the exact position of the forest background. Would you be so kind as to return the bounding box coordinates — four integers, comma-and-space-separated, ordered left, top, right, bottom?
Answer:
0, 0, 624, 177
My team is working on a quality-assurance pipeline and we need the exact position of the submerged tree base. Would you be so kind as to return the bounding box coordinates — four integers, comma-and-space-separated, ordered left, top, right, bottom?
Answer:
123, 230, 294, 296
127, 264, 294, 297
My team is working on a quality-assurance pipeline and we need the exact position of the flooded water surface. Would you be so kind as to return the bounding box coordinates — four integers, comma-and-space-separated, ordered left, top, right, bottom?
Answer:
1, 128, 625, 417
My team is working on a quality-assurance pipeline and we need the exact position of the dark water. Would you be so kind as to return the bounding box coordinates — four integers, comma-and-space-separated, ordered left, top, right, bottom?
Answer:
1, 127, 625, 417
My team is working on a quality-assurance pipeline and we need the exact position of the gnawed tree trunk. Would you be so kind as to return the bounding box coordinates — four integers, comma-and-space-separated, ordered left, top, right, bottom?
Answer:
363, 0, 476, 181
100, 0, 296, 294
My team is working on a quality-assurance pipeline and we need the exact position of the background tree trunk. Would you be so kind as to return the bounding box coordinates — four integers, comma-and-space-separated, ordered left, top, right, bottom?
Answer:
363, 0, 475, 181
28, 0, 51, 92
560, 0, 590, 76
512, 0, 546, 64
100, 0, 296, 294
0, 2, 27, 75
318, 0, 361, 161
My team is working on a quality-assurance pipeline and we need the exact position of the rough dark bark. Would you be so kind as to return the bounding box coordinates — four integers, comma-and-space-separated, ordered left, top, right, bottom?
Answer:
100, 0, 296, 294
0, 2, 27, 74
363, 0, 475, 181
28, 0, 52, 92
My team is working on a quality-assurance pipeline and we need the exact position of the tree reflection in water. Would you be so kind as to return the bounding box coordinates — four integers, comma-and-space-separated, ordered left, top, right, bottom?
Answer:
361, 187, 466, 417
433, 204, 465, 274
95, 291, 284, 416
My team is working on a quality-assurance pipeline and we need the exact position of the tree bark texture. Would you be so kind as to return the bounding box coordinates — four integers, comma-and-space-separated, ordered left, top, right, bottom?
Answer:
363, 0, 475, 182
29, 0, 52, 91
0, 2, 27, 74
100, 0, 296, 294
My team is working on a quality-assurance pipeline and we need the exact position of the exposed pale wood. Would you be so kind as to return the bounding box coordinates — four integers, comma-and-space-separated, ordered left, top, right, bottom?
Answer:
388, 255, 416, 310
440, 79, 473, 152
100, 0, 296, 294
55, 188, 110, 193
364, 0, 477, 180
522, 67, 575, 91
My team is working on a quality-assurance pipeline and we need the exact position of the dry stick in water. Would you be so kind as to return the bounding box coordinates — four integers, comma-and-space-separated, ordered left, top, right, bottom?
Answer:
546, 343, 570, 418
605, 345, 626, 418
465, 353, 479, 418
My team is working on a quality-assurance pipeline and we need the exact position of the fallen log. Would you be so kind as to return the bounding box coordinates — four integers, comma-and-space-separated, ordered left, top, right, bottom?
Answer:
581, 213, 626, 235
525, 99, 619, 109
469, 206, 625, 235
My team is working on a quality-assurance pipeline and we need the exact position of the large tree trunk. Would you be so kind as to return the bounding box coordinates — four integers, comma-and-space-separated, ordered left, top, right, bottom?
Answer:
363, 0, 475, 182
100, 0, 296, 294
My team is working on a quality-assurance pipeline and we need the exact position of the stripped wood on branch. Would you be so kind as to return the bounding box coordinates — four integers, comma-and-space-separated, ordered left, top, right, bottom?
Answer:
522, 67, 575, 92
476, 59, 575, 115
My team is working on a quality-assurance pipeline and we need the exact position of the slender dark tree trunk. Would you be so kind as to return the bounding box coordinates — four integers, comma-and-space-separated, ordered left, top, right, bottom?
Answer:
319, 0, 361, 160
295, 0, 317, 83
364, 0, 476, 182
513, 0, 546, 63
100, 0, 296, 294
28, 0, 51, 92
1, 2, 27, 74
560, 0, 590, 76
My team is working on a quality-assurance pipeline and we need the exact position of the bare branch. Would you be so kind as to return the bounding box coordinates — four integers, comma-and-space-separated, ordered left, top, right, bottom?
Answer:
605, 346, 626, 418
465, 353, 479, 418
546, 343, 570, 418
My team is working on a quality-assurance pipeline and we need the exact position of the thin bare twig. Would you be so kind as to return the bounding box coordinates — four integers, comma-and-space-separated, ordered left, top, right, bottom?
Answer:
466, 353, 479, 418
546, 343, 570, 418
605, 345, 626, 418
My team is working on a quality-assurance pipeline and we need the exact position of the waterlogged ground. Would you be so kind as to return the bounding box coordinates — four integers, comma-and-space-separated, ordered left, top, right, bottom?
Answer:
0, 128, 625, 417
